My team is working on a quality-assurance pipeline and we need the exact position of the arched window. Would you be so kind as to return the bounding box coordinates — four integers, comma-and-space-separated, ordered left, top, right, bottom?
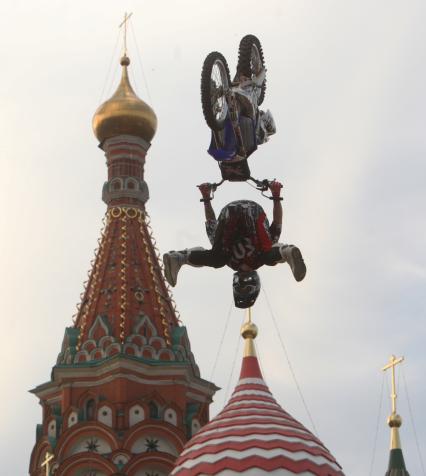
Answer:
86, 399, 96, 421
149, 401, 159, 419
111, 179, 121, 191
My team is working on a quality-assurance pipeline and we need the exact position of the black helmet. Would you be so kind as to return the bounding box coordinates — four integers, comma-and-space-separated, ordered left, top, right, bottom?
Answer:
233, 271, 261, 308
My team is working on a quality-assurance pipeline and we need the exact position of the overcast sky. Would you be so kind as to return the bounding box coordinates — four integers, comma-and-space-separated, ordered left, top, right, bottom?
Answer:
0, 1, 425, 475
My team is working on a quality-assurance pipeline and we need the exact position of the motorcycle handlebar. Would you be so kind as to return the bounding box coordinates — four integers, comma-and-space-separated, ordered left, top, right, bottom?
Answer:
198, 178, 281, 200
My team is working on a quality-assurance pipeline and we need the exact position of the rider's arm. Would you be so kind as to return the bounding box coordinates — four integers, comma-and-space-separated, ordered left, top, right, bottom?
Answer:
269, 181, 283, 242
198, 183, 216, 221
272, 199, 283, 227
198, 183, 217, 244
203, 200, 216, 222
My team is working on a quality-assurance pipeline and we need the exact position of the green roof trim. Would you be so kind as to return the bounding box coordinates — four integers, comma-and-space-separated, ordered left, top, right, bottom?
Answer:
55, 351, 190, 369
171, 325, 187, 346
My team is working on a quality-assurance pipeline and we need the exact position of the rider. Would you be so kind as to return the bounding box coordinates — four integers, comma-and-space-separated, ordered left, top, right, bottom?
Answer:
208, 68, 276, 163
163, 181, 306, 308
233, 68, 276, 145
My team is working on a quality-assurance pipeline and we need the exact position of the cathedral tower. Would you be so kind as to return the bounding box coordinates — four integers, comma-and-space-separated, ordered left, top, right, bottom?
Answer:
29, 49, 216, 476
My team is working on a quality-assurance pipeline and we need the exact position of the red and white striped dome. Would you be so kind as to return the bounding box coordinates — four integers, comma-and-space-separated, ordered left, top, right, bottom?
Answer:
172, 322, 345, 476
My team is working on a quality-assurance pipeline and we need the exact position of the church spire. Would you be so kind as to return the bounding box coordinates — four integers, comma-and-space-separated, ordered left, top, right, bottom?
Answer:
172, 310, 345, 475
382, 355, 410, 476
29, 17, 216, 475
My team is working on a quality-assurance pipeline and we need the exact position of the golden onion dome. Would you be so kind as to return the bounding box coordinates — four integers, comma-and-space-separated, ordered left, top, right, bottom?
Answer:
92, 55, 157, 143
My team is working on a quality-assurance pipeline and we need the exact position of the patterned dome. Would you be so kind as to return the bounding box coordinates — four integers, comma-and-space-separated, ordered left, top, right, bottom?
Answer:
172, 321, 345, 476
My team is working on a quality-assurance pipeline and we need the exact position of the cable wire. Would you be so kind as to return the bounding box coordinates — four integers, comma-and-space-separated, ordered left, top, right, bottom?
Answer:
255, 339, 266, 382
223, 312, 245, 407
98, 29, 121, 104
129, 19, 154, 106
262, 286, 319, 436
106, 61, 120, 103
196, 300, 234, 423
209, 301, 234, 381
368, 372, 385, 476
402, 367, 426, 475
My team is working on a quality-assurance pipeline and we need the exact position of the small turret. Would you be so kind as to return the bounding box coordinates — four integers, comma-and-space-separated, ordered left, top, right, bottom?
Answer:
382, 355, 410, 476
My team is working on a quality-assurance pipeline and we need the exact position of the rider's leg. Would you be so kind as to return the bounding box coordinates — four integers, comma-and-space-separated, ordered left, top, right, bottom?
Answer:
261, 109, 276, 136
262, 244, 306, 282
163, 248, 228, 287
163, 247, 205, 287
188, 249, 228, 268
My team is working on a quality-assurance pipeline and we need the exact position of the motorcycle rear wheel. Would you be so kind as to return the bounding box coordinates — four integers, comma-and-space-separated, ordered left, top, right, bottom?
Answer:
201, 52, 231, 131
237, 34, 266, 105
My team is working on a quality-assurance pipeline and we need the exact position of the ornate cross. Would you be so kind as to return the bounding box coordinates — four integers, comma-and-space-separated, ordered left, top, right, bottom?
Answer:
119, 12, 133, 56
382, 354, 404, 413
41, 451, 54, 476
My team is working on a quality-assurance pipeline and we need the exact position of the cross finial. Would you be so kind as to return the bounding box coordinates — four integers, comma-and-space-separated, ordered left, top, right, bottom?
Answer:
119, 12, 133, 56
382, 354, 404, 414
41, 451, 54, 476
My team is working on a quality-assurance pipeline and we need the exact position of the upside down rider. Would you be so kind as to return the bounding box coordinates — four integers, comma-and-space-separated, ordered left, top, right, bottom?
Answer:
163, 181, 306, 308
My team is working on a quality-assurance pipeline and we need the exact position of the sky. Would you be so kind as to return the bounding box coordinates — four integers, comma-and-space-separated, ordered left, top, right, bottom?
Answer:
0, 1, 425, 475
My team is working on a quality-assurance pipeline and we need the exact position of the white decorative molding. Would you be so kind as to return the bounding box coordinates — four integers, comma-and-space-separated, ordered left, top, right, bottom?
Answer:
164, 408, 178, 427
129, 404, 145, 427
67, 411, 78, 428
98, 405, 113, 427
191, 418, 200, 436
47, 419, 56, 439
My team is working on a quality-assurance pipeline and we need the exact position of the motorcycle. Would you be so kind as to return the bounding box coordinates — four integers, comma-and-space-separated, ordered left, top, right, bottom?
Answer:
201, 34, 276, 182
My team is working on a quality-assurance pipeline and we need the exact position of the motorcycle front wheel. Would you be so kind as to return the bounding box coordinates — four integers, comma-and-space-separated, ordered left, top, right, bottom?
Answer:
237, 34, 266, 106
201, 52, 231, 131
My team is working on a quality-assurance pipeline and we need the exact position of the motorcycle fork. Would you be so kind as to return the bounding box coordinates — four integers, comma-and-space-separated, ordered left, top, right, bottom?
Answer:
227, 91, 247, 158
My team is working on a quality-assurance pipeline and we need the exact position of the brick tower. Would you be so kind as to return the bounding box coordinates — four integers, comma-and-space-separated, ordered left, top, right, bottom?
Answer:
29, 52, 216, 476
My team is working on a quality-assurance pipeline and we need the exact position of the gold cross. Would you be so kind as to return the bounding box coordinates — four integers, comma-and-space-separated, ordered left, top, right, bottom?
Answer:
382, 354, 404, 414
119, 12, 133, 56
41, 451, 54, 476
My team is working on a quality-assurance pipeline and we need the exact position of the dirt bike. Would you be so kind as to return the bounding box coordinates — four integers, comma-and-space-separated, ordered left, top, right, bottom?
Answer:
201, 34, 276, 183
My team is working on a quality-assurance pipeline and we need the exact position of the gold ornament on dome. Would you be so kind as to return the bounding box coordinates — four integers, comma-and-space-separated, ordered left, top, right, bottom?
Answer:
93, 13, 157, 144
241, 308, 258, 357
92, 55, 157, 144
382, 354, 404, 415
382, 354, 405, 450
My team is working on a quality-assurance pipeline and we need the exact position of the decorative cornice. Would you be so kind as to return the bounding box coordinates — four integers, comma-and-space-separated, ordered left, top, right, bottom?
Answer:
31, 354, 218, 399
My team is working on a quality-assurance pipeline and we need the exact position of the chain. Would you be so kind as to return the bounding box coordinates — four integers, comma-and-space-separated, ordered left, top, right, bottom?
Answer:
119, 213, 128, 344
